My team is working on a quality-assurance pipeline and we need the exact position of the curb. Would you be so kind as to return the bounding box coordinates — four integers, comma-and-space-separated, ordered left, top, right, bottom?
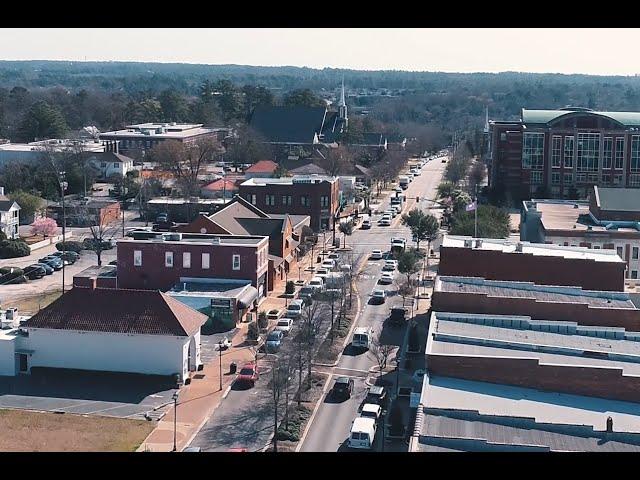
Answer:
295, 373, 333, 453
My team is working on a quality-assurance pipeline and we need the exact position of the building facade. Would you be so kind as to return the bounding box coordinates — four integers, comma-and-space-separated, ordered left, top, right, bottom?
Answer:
47, 199, 121, 228
488, 108, 640, 201
238, 175, 339, 231
0, 188, 20, 239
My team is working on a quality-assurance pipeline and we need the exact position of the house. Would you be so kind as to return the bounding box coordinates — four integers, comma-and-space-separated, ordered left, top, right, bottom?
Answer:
521, 187, 640, 280
439, 235, 626, 292
117, 232, 270, 297
85, 152, 136, 180
13, 287, 208, 383
244, 160, 278, 179
179, 196, 309, 290
238, 175, 340, 231
200, 179, 239, 199
0, 187, 20, 239
47, 199, 120, 228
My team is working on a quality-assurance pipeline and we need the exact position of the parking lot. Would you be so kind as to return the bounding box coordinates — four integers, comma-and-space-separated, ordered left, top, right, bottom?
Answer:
0, 368, 178, 420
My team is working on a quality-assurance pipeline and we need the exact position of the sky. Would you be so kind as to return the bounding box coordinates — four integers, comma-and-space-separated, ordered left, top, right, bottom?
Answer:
1, 28, 639, 76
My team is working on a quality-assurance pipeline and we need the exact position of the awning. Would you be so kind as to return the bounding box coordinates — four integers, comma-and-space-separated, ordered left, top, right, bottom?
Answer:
237, 286, 259, 309
269, 254, 285, 268
285, 253, 295, 265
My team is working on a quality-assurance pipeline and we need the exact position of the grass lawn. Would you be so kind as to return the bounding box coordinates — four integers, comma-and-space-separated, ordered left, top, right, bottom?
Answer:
0, 409, 154, 452
3, 289, 62, 313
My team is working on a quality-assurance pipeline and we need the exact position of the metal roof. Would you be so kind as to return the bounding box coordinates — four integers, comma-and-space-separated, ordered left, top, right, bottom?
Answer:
522, 108, 640, 127
596, 187, 640, 213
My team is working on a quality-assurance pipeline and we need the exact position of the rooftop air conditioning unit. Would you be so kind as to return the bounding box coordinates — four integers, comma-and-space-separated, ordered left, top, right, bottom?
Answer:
516, 242, 524, 252
211, 237, 220, 245
167, 233, 182, 241
463, 239, 473, 248
475, 239, 483, 248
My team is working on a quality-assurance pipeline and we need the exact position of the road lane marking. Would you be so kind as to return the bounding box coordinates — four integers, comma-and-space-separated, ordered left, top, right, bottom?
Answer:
295, 372, 332, 453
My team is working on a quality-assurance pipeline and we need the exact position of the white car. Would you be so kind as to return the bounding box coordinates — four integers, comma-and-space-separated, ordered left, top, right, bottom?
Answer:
286, 300, 305, 319
321, 259, 336, 270
385, 209, 397, 218
379, 272, 394, 284
371, 289, 386, 303
308, 277, 325, 289
315, 267, 330, 278
361, 219, 371, 229
383, 260, 397, 271
275, 318, 293, 336
370, 249, 384, 260
360, 403, 382, 422
378, 217, 391, 227
328, 252, 340, 260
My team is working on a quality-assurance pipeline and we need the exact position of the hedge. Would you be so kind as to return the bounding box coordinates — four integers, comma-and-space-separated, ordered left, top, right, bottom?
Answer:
0, 240, 30, 259
0, 267, 26, 284
56, 241, 84, 253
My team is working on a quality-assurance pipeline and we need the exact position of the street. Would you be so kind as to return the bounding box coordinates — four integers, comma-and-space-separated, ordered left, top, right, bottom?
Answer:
299, 157, 446, 452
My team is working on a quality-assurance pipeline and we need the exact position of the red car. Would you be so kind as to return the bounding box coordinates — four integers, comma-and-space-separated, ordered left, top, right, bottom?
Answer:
236, 362, 259, 387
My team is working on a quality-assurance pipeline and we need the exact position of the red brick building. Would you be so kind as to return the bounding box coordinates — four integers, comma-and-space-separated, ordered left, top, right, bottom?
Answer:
238, 175, 339, 231
117, 233, 269, 297
439, 236, 626, 292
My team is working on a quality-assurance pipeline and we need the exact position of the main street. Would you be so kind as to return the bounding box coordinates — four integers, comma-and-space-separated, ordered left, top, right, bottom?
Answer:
299, 156, 447, 452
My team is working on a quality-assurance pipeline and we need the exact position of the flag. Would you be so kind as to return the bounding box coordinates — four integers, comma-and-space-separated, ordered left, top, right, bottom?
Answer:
465, 201, 477, 212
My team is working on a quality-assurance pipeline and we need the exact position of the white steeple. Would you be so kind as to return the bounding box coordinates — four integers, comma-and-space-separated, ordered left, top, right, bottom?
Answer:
338, 76, 348, 130
483, 105, 490, 134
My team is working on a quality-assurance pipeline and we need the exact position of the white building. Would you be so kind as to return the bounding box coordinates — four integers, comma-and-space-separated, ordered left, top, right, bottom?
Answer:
0, 139, 108, 166
0, 187, 20, 239
85, 152, 136, 180
4, 288, 208, 383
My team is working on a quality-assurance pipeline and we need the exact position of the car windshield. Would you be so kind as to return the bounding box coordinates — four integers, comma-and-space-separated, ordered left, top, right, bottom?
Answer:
277, 320, 290, 327
288, 304, 301, 311
354, 334, 366, 342
361, 411, 377, 419
239, 368, 254, 376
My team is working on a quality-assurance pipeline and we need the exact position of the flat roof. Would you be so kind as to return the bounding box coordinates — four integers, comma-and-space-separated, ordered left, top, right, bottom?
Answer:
428, 312, 640, 376
417, 376, 640, 451
100, 123, 219, 140
241, 175, 336, 186
147, 197, 228, 205
121, 234, 266, 247
168, 279, 252, 298
596, 186, 640, 213
436, 276, 636, 309
442, 235, 625, 263
0, 140, 105, 153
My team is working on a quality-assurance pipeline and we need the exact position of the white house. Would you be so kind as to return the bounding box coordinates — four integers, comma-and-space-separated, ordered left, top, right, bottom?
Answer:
86, 152, 136, 180
10, 288, 208, 383
0, 187, 20, 239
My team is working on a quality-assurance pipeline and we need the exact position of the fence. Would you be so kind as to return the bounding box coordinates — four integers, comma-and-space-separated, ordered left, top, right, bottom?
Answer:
27, 231, 74, 253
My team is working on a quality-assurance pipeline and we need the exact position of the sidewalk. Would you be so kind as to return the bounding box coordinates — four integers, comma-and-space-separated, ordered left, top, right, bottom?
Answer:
137, 323, 256, 452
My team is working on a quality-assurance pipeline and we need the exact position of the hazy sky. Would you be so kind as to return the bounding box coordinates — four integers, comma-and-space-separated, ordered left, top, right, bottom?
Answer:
1, 28, 639, 76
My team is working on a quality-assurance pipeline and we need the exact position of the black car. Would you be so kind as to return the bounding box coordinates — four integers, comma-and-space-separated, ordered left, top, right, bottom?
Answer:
39, 256, 63, 271
364, 385, 388, 409
331, 376, 354, 400
51, 251, 79, 264
34, 262, 54, 275
24, 264, 47, 280
156, 213, 169, 223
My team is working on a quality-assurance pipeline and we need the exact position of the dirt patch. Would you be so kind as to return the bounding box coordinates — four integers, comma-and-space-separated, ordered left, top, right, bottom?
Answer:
4, 289, 62, 313
0, 409, 154, 451
316, 314, 354, 364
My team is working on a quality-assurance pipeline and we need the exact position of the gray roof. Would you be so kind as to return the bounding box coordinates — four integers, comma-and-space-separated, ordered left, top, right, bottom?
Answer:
289, 163, 329, 175
522, 108, 640, 127
0, 196, 18, 212
595, 187, 640, 213
250, 106, 328, 144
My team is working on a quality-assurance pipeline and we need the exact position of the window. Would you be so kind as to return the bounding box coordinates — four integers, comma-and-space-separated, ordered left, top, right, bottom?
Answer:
563, 172, 573, 184
134, 250, 142, 266
593, 245, 601, 250
615, 138, 625, 169
633, 247, 639, 260
202, 253, 210, 269
630, 174, 640, 187
617, 247, 624, 259
633, 271, 638, 280
551, 172, 561, 185
551, 136, 562, 168
183, 252, 191, 268
265, 194, 276, 206
522, 132, 545, 170
564, 136, 574, 168
602, 174, 611, 185
631, 136, 640, 172
300, 195, 310, 207
602, 137, 613, 169
576, 133, 600, 172
165, 251, 173, 267
282, 195, 292, 206
530, 171, 543, 184
232, 254, 241, 270
247, 194, 256, 205
320, 196, 329, 208
576, 173, 587, 183
500, 133, 507, 141
101, 162, 107, 168
613, 174, 623, 185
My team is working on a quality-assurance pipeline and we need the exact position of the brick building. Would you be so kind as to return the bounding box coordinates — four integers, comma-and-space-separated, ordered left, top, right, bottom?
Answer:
116, 233, 269, 298
487, 107, 640, 201
521, 186, 640, 279
238, 175, 339, 231
439, 235, 626, 292
47, 199, 120, 227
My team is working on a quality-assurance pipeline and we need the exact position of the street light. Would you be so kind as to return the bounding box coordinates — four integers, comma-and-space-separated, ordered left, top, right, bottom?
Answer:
172, 391, 179, 452
218, 341, 223, 391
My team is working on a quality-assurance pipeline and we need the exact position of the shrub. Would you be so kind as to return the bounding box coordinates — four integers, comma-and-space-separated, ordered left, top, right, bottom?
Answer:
258, 311, 269, 329
247, 322, 259, 341
0, 267, 26, 284
83, 238, 114, 251
56, 240, 83, 253
275, 406, 311, 442
0, 240, 30, 259
285, 280, 295, 295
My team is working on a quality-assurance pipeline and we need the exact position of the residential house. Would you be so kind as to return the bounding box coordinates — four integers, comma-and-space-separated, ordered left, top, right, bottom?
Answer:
85, 152, 136, 180
0, 188, 20, 239
200, 179, 239, 199
244, 160, 278, 179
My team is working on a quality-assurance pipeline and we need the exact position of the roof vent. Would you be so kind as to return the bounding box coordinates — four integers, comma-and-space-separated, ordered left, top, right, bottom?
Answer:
516, 242, 524, 252
475, 239, 483, 248
463, 239, 473, 248
211, 237, 220, 245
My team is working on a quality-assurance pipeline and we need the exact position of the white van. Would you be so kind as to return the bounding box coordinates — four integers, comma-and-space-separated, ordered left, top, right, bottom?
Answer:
308, 277, 325, 289
398, 176, 410, 189
352, 327, 374, 349
286, 299, 305, 319
349, 417, 377, 449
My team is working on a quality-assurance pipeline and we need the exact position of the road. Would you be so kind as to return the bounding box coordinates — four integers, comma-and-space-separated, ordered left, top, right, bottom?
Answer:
299, 156, 447, 452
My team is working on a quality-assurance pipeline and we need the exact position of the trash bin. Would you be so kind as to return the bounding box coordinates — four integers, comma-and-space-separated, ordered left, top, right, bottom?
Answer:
229, 362, 237, 374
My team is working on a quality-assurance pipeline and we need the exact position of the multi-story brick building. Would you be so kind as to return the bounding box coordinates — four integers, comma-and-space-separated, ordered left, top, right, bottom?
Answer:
117, 233, 269, 297
238, 175, 339, 231
487, 107, 640, 201
521, 186, 640, 280
439, 235, 626, 292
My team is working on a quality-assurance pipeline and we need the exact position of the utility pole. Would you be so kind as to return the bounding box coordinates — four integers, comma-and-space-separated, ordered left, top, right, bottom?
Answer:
218, 341, 223, 391
60, 172, 67, 295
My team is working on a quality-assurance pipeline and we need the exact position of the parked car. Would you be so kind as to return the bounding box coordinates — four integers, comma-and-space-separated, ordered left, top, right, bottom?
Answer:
360, 403, 382, 422
24, 264, 47, 280
361, 219, 371, 229
286, 299, 305, 319
152, 221, 178, 232
183, 447, 201, 452
370, 249, 384, 260
385, 209, 397, 218
315, 267, 330, 278
307, 277, 325, 290
236, 363, 259, 387
265, 330, 284, 353
349, 417, 377, 450
266, 309, 281, 321
51, 251, 79, 264
34, 262, 54, 275
321, 259, 336, 270
371, 288, 386, 304
275, 318, 293, 336
364, 385, 389, 409
39, 256, 63, 271
299, 285, 321, 300
156, 213, 168, 223
383, 260, 397, 271
332, 376, 355, 400
379, 272, 394, 285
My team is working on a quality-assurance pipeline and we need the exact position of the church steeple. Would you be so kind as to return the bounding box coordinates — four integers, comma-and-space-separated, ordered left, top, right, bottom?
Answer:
338, 76, 348, 130
483, 105, 490, 134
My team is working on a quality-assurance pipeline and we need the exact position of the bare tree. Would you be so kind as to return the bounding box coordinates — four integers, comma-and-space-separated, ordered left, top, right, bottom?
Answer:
300, 297, 328, 388
370, 330, 396, 376
79, 204, 120, 266
269, 352, 293, 453
150, 137, 221, 197
317, 145, 352, 177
